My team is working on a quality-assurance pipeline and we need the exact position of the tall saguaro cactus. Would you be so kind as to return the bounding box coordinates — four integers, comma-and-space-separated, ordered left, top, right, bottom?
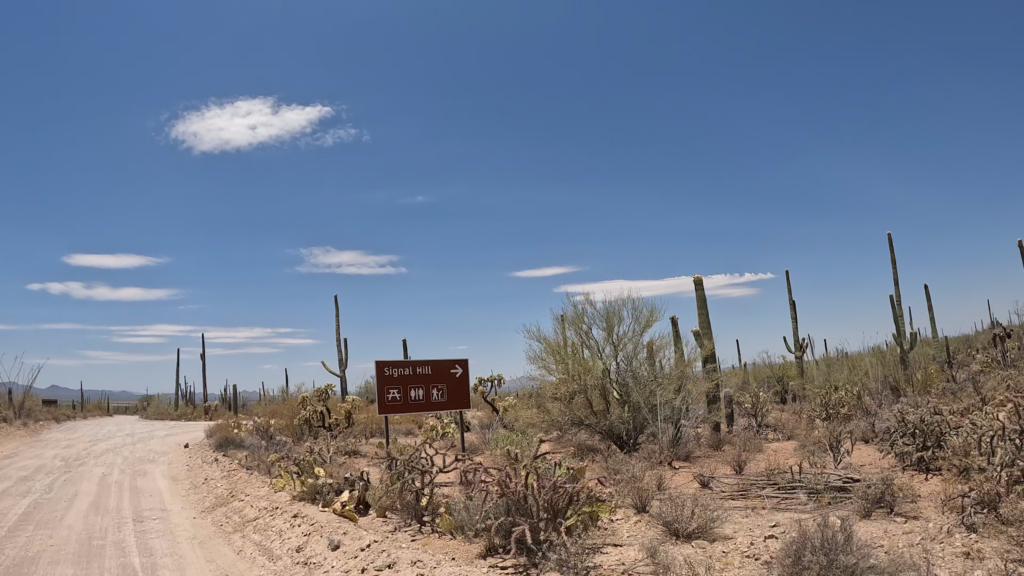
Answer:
320, 294, 350, 398
691, 275, 721, 435
782, 269, 809, 379
736, 339, 748, 384
284, 368, 290, 398
887, 232, 917, 376
924, 284, 940, 356
232, 384, 239, 417
200, 333, 209, 405
669, 315, 686, 367
1018, 239, 1023, 273
79, 381, 84, 413
174, 348, 180, 412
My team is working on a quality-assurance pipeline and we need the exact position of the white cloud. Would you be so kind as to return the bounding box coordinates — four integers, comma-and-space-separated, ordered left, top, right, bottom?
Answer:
26, 282, 180, 301
296, 247, 406, 275
262, 364, 278, 369
169, 97, 365, 154
399, 195, 429, 204
452, 345, 468, 350
557, 273, 775, 300
202, 347, 280, 356
62, 253, 167, 269
79, 351, 178, 363
5, 322, 313, 347
512, 266, 582, 278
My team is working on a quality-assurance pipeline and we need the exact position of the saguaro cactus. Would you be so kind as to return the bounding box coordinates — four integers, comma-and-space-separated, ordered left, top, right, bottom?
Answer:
284, 368, 290, 398
782, 269, 809, 379
1018, 239, 1024, 273
79, 381, 84, 413
691, 275, 721, 435
174, 348, 180, 412
200, 333, 208, 405
232, 384, 239, 417
669, 315, 686, 367
320, 294, 350, 398
723, 388, 735, 433
887, 232, 917, 376
924, 284, 941, 356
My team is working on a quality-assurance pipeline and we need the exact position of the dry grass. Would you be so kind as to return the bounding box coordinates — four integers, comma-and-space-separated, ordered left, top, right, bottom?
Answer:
774, 515, 922, 576
651, 493, 726, 542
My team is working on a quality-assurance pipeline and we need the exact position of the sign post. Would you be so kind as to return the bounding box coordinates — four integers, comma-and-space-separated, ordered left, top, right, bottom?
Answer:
375, 357, 471, 451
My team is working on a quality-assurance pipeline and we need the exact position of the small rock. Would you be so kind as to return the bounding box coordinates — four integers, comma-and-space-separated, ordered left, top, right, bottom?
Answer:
768, 522, 778, 528
893, 517, 907, 525
374, 561, 395, 571
692, 540, 711, 549
184, 443, 189, 449
764, 534, 778, 541
328, 537, 341, 552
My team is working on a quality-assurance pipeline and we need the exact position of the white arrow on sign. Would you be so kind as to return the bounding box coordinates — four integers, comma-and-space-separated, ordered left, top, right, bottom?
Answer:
450, 365, 464, 378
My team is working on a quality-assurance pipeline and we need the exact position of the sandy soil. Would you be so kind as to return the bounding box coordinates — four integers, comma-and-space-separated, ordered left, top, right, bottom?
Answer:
0, 416, 249, 576
177, 441, 509, 575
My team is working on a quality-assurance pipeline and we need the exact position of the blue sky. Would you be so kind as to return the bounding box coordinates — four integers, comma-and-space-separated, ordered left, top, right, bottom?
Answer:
2, 1, 1023, 393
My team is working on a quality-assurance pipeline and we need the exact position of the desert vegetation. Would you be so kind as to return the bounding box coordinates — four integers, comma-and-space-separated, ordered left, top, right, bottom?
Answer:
0, 354, 116, 426
66, 232, 1024, 573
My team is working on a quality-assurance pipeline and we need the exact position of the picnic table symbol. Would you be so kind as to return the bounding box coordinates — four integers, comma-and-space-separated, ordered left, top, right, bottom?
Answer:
384, 386, 402, 404
430, 384, 447, 402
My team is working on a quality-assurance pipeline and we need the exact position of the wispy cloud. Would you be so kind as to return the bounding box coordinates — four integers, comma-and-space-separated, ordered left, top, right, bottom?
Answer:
62, 253, 168, 269
399, 195, 429, 204
4, 323, 314, 346
452, 345, 468, 350
512, 266, 582, 278
202, 346, 280, 356
110, 336, 168, 344
557, 273, 775, 299
168, 97, 366, 154
26, 282, 180, 301
44, 345, 279, 366
296, 247, 406, 275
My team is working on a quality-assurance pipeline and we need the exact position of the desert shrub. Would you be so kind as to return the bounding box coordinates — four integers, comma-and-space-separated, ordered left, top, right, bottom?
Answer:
538, 536, 598, 576
774, 515, 922, 576
852, 471, 918, 519
725, 432, 762, 475
438, 493, 495, 538
807, 381, 858, 468
487, 428, 536, 456
355, 376, 377, 404
606, 454, 665, 513
639, 541, 714, 576
205, 421, 246, 452
523, 294, 700, 454
704, 431, 725, 452
737, 380, 775, 435
999, 495, 1024, 548
482, 445, 611, 564
651, 493, 726, 542
693, 462, 716, 490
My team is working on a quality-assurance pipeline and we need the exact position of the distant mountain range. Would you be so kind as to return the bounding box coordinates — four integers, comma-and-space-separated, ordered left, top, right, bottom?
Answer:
1, 382, 144, 402
0, 377, 538, 403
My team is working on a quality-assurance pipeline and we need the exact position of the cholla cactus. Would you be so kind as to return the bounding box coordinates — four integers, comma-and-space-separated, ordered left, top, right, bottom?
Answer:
296, 383, 341, 433
473, 374, 512, 418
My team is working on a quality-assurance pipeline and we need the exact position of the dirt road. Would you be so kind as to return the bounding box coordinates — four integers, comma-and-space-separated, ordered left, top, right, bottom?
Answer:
0, 417, 249, 576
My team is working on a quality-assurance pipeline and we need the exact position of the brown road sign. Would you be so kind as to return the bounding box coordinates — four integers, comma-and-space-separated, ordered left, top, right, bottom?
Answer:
374, 358, 471, 416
